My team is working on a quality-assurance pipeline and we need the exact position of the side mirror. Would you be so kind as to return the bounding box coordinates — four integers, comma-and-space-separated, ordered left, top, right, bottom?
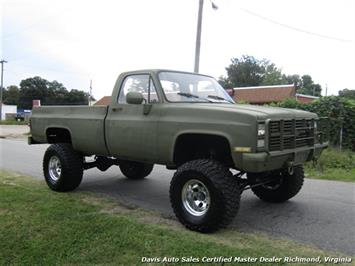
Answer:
126, 91, 144, 104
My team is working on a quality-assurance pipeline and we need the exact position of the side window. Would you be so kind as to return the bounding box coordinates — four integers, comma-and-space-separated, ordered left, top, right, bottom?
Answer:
118, 75, 159, 104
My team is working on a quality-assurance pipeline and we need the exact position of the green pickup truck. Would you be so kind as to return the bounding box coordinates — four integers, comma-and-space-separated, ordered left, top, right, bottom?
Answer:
29, 69, 328, 232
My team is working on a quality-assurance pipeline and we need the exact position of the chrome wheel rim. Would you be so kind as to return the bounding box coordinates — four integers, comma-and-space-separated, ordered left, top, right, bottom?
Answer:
49, 156, 62, 181
182, 179, 210, 216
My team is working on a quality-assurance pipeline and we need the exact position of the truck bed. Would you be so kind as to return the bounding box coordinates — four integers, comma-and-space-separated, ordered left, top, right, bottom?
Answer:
31, 106, 109, 156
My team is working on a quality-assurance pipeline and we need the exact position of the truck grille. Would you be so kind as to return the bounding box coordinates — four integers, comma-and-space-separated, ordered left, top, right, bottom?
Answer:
268, 119, 315, 151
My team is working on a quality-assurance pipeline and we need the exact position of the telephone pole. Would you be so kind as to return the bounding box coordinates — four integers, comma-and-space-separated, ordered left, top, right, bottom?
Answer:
194, 0, 204, 73
88, 80, 92, 106
194, 0, 218, 73
0, 60, 8, 121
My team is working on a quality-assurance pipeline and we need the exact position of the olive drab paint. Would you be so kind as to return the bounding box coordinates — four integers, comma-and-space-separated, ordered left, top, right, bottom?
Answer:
29, 69, 327, 173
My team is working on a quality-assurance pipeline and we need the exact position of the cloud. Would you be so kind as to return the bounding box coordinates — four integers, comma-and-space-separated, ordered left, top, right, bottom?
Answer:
2, 0, 355, 98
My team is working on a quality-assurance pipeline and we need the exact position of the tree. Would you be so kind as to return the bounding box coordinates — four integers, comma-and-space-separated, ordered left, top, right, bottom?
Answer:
221, 55, 265, 87
47, 80, 69, 105
64, 89, 89, 105
3, 85, 20, 105
339, 89, 355, 100
219, 55, 322, 96
18, 76, 50, 109
261, 64, 285, 85
297, 75, 322, 96
16, 76, 92, 109
219, 55, 286, 88
217, 76, 233, 89
284, 74, 302, 90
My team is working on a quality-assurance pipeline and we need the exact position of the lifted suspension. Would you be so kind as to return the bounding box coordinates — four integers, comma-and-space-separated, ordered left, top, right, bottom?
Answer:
234, 171, 280, 192
83, 156, 120, 171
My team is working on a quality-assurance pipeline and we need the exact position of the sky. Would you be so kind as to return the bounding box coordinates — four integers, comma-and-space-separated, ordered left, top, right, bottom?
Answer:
1, 0, 354, 100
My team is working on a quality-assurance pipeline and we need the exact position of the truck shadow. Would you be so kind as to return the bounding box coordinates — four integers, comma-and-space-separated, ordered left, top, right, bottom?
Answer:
78, 167, 309, 228
77, 167, 355, 256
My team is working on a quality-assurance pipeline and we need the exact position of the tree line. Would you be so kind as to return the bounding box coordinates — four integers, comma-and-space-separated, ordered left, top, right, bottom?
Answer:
3, 56, 354, 109
2, 76, 94, 110
218, 55, 322, 96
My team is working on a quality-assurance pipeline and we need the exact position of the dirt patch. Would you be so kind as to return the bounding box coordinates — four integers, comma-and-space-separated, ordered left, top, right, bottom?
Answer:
0, 208, 10, 215
1, 180, 19, 186
138, 213, 182, 227
81, 193, 182, 229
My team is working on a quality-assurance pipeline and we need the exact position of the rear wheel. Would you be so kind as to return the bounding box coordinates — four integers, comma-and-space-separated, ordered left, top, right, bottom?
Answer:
248, 166, 304, 203
43, 144, 83, 192
170, 159, 240, 233
119, 160, 153, 180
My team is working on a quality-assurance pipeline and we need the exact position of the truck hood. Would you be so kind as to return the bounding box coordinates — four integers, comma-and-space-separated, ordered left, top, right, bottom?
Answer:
196, 103, 317, 120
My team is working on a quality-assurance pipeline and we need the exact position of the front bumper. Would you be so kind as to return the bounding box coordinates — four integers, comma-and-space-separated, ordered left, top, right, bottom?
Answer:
234, 142, 328, 173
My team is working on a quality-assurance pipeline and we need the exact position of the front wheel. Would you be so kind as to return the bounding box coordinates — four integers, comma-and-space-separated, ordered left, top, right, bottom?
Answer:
169, 159, 240, 233
43, 144, 83, 192
248, 165, 304, 203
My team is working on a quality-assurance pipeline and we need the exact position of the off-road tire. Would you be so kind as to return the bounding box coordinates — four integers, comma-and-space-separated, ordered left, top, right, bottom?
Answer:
119, 160, 154, 180
169, 159, 240, 233
248, 166, 304, 203
43, 143, 83, 192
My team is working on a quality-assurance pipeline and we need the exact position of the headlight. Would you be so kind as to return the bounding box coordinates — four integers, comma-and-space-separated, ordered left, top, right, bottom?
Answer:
257, 123, 265, 148
257, 139, 265, 147
258, 123, 265, 137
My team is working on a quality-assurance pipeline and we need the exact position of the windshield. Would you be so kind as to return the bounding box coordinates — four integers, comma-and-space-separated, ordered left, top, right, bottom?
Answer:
158, 71, 235, 103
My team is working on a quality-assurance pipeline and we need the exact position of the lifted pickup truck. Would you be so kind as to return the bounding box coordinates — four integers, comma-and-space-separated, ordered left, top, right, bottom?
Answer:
29, 69, 328, 232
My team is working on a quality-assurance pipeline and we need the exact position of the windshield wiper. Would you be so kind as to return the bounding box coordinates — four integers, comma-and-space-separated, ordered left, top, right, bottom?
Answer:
207, 95, 234, 103
177, 92, 199, 98
177, 92, 213, 102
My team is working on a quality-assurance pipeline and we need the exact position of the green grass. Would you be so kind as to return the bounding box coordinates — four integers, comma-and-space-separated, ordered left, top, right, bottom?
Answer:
305, 167, 355, 182
1, 171, 352, 265
0, 120, 28, 125
305, 148, 355, 182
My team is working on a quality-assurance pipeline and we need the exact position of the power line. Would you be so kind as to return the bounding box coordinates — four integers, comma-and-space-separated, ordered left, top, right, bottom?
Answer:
240, 8, 353, 43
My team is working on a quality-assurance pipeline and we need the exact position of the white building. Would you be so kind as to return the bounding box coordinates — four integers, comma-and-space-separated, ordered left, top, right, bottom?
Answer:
0, 104, 17, 120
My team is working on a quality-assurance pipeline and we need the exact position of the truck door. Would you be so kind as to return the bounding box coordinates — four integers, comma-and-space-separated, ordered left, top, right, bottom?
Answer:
105, 74, 160, 162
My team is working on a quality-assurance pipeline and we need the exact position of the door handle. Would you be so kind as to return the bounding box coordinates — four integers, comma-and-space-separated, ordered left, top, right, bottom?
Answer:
112, 107, 123, 112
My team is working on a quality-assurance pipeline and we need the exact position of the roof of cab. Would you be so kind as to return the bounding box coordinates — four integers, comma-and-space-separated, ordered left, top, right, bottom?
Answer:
119, 69, 214, 78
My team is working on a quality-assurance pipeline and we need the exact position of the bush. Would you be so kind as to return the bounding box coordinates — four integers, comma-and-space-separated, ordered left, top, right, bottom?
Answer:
313, 148, 355, 170
270, 97, 355, 151
305, 148, 355, 182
